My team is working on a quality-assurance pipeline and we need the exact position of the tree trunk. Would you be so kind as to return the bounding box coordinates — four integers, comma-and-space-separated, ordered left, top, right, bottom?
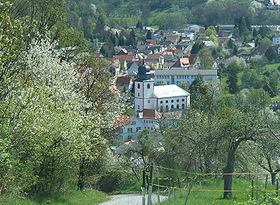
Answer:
271, 172, 276, 185
223, 148, 236, 199
271, 169, 280, 185
77, 157, 85, 191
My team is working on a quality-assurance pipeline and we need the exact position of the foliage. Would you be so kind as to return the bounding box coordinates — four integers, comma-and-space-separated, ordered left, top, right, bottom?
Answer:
265, 47, 278, 62
1, 189, 109, 205
95, 151, 135, 193
198, 46, 215, 69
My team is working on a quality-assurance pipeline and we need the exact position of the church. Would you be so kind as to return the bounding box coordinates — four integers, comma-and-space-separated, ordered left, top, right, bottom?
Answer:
134, 62, 190, 116
116, 62, 190, 141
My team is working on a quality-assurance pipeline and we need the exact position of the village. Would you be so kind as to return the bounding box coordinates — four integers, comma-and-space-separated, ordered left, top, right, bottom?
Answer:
79, 23, 280, 142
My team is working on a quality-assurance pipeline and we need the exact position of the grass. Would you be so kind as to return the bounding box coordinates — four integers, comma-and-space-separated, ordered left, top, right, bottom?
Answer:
1, 189, 110, 205
155, 177, 277, 205
221, 62, 280, 90
272, 96, 280, 101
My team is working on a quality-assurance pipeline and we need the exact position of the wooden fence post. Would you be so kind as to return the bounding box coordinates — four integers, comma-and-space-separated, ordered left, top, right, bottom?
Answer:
276, 179, 279, 198
142, 170, 146, 205
147, 163, 153, 205
251, 180, 254, 201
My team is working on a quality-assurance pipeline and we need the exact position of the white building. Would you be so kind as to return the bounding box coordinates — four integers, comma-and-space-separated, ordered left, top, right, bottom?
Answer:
273, 36, 280, 46
154, 69, 218, 86
134, 63, 190, 114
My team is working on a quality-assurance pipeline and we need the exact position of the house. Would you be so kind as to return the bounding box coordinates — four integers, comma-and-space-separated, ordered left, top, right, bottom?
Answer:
251, 46, 268, 59
203, 40, 218, 47
165, 34, 181, 45
146, 54, 165, 67
183, 25, 205, 34
171, 58, 191, 70
115, 110, 161, 141
118, 48, 128, 55
273, 36, 280, 46
110, 59, 121, 75
273, 45, 280, 56
162, 62, 175, 69
113, 55, 134, 70
127, 61, 140, 76
154, 69, 218, 86
116, 76, 133, 91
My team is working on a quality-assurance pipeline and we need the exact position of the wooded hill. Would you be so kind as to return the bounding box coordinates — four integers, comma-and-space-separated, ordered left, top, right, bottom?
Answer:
66, 0, 280, 46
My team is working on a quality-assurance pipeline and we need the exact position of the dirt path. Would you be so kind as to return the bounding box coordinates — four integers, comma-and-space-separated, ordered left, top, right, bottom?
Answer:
98, 194, 167, 205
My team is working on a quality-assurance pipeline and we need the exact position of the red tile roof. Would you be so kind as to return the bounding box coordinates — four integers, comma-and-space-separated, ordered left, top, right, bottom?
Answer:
173, 58, 190, 68
114, 115, 133, 127
113, 55, 134, 61
116, 76, 132, 87
147, 54, 161, 60
143, 109, 162, 119
252, 46, 268, 56
109, 85, 120, 95
146, 39, 157, 44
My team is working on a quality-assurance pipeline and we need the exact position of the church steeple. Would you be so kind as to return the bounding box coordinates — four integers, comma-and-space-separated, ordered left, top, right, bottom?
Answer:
136, 59, 151, 81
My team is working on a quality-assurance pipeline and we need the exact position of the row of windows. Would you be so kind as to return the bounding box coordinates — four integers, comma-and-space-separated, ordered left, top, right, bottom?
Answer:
159, 104, 185, 112
137, 83, 151, 89
176, 75, 196, 79
121, 126, 153, 134
160, 99, 184, 104
143, 120, 153, 124
156, 75, 170, 79
156, 75, 196, 79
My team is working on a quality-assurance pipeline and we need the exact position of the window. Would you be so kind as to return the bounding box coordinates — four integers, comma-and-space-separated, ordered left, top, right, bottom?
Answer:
171, 100, 174, 103
160, 106, 163, 112
182, 104, 185, 109
147, 84, 150, 89
171, 105, 174, 110
138, 93, 140, 97
136, 127, 141, 132
128, 128, 132, 133
131, 121, 136, 125
166, 105, 169, 112
148, 100, 150, 103
177, 99, 179, 102
177, 104, 180, 109
138, 105, 140, 110
166, 100, 168, 103
137, 84, 140, 89
160, 101, 163, 104
182, 99, 185, 102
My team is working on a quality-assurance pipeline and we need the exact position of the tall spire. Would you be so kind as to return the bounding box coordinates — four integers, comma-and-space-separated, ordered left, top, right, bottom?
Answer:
136, 58, 150, 81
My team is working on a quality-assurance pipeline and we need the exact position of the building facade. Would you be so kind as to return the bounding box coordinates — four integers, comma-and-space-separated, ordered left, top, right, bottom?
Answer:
154, 69, 218, 86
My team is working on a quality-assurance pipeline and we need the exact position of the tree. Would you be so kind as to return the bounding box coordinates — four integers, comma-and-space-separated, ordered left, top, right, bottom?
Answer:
209, 34, 218, 44
205, 26, 216, 36
136, 20, 143, 29
146, 30, 152, 39
198, 46, 215, 69
265, 47, 278, 62
220, 108, 260, 198
258, 37, 273, 47
226, 63, 239, 94
191, 42, 204, 54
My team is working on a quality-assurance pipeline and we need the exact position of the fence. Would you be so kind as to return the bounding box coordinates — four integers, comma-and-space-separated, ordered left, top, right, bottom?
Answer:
141, 164, 280, 205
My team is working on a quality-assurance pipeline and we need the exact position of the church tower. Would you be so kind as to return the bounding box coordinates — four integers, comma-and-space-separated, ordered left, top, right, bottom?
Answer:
134, 61, 156, 115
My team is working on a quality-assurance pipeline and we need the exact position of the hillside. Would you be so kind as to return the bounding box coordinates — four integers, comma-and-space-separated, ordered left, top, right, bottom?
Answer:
66, 0, 280, 44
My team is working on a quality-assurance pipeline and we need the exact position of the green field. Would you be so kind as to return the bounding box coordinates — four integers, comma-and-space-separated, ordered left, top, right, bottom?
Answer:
1, 189, 110, 205
156, 177, 279, 205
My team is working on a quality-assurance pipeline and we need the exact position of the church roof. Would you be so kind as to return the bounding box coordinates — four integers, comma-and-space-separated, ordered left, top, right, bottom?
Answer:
154, 85, 190, 98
